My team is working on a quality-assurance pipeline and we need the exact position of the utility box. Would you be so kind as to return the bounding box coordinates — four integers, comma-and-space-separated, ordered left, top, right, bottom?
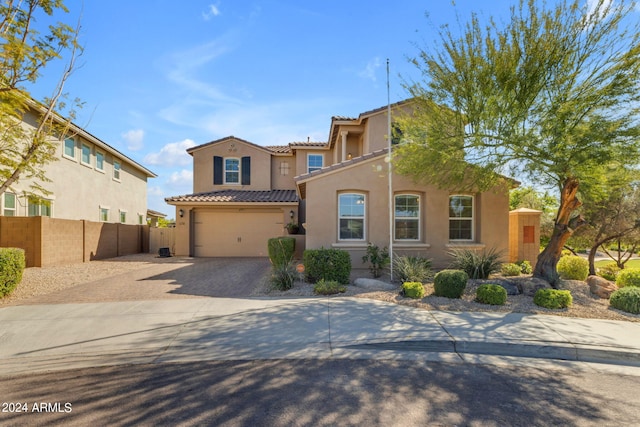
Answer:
509, 208, 542, 269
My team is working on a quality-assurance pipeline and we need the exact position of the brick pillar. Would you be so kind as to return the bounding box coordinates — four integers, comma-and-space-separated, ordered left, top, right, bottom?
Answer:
509, 208, 542, 268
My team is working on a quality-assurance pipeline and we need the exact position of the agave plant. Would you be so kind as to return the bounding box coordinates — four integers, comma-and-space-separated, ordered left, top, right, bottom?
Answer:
449, 248, 503, 280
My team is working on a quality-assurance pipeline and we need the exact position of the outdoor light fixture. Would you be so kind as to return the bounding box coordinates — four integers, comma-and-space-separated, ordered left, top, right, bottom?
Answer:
179, 209, 184, 218
289, 210, 294, 219
347, 153, 352, 160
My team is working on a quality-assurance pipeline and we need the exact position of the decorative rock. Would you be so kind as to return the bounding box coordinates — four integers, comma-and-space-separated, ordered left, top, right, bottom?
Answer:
513, 277, 551, 297
586, 275, 618, 299
354, 277, 397, 291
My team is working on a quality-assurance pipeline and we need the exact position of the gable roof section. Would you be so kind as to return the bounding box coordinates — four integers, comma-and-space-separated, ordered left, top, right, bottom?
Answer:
187, 136, 275, 156
166, 189, 299, 204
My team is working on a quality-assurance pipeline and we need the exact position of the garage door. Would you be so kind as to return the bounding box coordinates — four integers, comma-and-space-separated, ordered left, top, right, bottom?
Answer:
194, 210, 284, 257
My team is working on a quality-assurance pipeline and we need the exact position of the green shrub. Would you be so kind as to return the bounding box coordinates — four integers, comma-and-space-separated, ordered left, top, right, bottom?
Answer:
402, 281, 425, 299
393, 256, 433, 283
609, 287, 640, 314
361, 243, 389, 278
449, 248, 502, 279
615, 268, 640, 288
500, 263, 522, 277
533, 289, 573, 309
270, 260, 297, 291
313, 279, 346, 295
303, 248, 351, 284
433, 269, 468, 299
476, 284, 507, 305
0, 248, 25, 298
597, 263, 621, 281
267, 237, 295, 267
516, 260, 533, 275
556, 256, 589, 281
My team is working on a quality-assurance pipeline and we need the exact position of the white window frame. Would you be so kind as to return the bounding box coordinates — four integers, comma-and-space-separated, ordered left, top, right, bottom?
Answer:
119, 210, 127, 223
307, 154, 323, 173
28, 197, 52, 217
449, 195, 474, 241
63, 137, 76, 160
113, 160, 121, 181
338, 192, 366, 241
3, 193, 17, 216
100, 207, 109, 222
224, 157, 240, 184
81, 143, 92, 166
96, 151, 105, 172
394, 193, 420, 241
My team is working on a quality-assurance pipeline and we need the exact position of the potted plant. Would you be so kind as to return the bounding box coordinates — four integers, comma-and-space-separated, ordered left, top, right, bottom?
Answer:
286, 221, 299, 235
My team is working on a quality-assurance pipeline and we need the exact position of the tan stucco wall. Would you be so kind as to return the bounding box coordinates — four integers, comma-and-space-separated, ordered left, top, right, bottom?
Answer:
271, 155, 297, 190
301, 157, 510, 270
1, 111, 150, 224
191, 138, 272, 192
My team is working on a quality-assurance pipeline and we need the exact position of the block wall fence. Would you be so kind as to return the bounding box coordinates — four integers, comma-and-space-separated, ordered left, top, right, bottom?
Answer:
0, 217, 149, 267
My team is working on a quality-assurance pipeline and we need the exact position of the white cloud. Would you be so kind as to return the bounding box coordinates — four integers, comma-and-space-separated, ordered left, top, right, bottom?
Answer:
358, 57, 382, 82
121, 129, 144, 151
203, 4, 221, 21
167, 169, 193, 186
144, 139, 196, 167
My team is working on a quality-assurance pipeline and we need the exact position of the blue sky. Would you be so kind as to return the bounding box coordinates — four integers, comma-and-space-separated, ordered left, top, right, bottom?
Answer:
25, 1, 552, 214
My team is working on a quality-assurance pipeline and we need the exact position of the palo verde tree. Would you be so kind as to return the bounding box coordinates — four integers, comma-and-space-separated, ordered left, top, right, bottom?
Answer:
395, 0, 640, 285
0, 0, 82, 198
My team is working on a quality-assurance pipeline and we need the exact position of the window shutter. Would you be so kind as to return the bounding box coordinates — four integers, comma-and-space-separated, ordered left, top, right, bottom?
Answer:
241, 156, 251, 185
213, 156, 223, 185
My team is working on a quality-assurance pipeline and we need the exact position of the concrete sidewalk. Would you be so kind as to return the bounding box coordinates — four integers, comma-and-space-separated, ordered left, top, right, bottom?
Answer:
0, 297, 639, 375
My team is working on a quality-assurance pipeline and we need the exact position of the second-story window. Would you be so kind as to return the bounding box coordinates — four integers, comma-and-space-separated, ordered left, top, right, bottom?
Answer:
308, 154, 323, 173
113, 160, 121, 181
224, 158, 240, 184
81, 143, 91, 166
96, 152, 105, 171
64, 137, 75, 159
3, 193, 16, 216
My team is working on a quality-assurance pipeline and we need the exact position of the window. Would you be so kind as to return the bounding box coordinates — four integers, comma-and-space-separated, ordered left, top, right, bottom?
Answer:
280, 161, 290, 176
96, 152, 105, 171
28, 197, 52, 217
64, 137, 75, 159
3, 193, 16, 216
81, 143, 91, 165
100, 207, 109, 222
449, 195, 474, 240
395, 194, 420, 240
308, 154, 323, 173
120, 211, 126, 223
338, 193, 365, 240
113, 161, 121, 181
138, 214, 144, 225
224, 158, 240, 184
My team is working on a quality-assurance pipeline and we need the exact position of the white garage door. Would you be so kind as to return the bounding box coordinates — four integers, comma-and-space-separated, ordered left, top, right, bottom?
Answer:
194, 210, 284, 257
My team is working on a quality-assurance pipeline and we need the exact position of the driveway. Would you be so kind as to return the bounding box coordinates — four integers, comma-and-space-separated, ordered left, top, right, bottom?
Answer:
11, 257, 272, 305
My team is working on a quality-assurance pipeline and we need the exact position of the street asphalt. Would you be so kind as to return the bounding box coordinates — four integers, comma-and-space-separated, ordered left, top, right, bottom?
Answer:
0, 296, 639, 376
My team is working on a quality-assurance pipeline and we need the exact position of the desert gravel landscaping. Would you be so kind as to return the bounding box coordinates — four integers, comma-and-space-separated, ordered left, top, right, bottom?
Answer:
3, 254, 639, 322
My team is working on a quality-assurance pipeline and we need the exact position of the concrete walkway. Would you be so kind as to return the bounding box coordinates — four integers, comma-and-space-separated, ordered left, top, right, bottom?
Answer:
0, 297, 639, 375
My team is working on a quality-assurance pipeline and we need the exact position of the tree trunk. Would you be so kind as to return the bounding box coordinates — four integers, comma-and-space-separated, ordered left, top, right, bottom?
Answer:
533, 177, 586, 286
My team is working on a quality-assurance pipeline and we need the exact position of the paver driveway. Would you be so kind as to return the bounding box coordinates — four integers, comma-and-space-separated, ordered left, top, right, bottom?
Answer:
14, 257, 272, 305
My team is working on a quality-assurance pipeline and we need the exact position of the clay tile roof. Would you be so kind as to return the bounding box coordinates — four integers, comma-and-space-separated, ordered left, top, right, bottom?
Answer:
264, 145, 292, 153
165, 189, 299, 204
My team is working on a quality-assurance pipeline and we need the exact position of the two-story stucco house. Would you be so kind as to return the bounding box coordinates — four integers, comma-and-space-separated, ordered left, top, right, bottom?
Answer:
165, 100, 513, 268
0, 101, 156, 224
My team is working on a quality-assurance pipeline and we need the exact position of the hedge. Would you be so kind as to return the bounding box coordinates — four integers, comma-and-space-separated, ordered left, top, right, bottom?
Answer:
303, 248, 351, 284
0, 248, 26, 298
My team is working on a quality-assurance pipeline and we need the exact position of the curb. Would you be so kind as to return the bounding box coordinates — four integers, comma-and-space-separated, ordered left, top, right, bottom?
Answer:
342, 339, 640, 366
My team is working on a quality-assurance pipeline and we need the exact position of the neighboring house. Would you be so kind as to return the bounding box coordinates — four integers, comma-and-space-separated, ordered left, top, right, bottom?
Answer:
0, 101, 156, 224
166, 100, 514, 268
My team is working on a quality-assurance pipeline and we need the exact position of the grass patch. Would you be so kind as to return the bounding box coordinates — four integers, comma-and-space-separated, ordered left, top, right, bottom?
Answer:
595, 259, 640, 269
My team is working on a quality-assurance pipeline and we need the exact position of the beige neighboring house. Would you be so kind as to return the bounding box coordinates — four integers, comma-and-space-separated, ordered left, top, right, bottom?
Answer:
0, 101, 157, 224
166, 100, 514, 268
